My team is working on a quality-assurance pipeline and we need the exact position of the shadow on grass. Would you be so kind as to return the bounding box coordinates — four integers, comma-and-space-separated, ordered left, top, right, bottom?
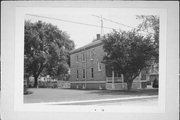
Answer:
87, 89, 158, 96
24, 90, 33, 95
58, 88, 158, 96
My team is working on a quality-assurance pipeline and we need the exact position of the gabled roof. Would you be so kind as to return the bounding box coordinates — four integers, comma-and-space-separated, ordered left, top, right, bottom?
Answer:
70, 39, 103, 54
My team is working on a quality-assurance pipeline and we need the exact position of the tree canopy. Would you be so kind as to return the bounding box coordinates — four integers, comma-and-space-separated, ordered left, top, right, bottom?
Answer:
102, 30, 157, 91
136, 15, 159, 62
24, 20, 75, 87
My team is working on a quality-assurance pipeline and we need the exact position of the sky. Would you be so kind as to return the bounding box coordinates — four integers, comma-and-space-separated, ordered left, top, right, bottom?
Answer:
25, 8, 144, 49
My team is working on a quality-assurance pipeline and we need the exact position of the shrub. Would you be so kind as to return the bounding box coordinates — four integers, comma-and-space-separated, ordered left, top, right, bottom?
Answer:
24, 85, 28, 95
38, 81, 58, 88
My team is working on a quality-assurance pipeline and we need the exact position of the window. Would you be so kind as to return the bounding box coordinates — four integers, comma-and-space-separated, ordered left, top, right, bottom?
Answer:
82, 53, 85, 61
90, 50, 94, 60
76, 70, 79, 79
91, 68, 94, 78
83, 69, 85, 78
76, 55, 79, 62
98, 61, 102, 71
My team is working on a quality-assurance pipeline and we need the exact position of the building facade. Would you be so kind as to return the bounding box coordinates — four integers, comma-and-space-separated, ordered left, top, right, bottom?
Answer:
69, 35, 148, 90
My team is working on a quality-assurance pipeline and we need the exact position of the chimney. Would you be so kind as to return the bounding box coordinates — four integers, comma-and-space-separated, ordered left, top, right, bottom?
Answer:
97, 34, 100, 40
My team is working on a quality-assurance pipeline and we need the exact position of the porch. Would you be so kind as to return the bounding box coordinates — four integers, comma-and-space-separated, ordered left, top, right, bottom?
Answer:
105, 74, 148, 90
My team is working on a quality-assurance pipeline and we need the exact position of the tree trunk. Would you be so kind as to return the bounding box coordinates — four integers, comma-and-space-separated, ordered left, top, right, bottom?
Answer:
127, 80, 133, 91
27, 77, 29, 88
33, 76, 38, 88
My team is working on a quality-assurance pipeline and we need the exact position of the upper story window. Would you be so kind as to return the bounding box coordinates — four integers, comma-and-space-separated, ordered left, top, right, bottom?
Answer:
90, 49, 95, 60
149, 63, 159, 74
82, 52, 85, 62
98, 61, 102, 71
76, 54, 79, 62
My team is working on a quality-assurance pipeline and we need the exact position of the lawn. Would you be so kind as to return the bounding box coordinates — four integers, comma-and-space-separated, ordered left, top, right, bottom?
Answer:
24, 88, 158, 103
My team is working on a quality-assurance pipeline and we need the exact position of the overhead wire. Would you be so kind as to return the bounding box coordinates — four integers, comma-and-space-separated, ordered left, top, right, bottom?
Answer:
26, 14, 155, 35
26, 14, 119, 31
91, 14, 154, 35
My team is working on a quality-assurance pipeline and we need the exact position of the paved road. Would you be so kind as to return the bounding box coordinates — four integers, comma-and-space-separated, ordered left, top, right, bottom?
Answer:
24, 88, 158, 106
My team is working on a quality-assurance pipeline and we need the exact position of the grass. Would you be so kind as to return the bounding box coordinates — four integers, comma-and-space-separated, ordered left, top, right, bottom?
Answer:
24, 88, 158, 103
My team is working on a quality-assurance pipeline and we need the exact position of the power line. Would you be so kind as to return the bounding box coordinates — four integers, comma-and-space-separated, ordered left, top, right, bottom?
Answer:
26, 14, 154, 35
92, 14, 136, 29
26, 14, 119, 31
100, 15, 104, 37
92, 14, 154, 35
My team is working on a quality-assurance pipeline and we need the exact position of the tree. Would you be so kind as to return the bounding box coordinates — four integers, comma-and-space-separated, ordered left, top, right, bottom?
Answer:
102, 30, 157, 91
136, 15, 159, 62
24, 20, 75, 88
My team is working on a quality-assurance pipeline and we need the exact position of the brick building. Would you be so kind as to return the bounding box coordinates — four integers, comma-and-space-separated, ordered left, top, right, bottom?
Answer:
69, 34, 148, 90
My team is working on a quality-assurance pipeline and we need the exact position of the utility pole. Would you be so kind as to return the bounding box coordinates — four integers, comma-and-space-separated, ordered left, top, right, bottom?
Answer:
92, 15, 104, 37
85, 48, 87, 89
101, 15, 104, 37
112, 67, 115, 90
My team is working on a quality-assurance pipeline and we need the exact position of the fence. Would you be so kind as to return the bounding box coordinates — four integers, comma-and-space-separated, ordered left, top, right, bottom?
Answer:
106, 77, 123, 83
57, 81, 70, 88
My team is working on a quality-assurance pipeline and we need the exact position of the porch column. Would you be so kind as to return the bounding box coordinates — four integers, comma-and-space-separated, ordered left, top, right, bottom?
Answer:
139, 72, 142, 89
112, 70, 115, 90
121, 74, 125, 89
121, 74, 124, 83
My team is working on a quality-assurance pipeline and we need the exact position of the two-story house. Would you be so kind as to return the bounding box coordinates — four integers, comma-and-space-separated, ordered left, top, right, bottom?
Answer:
69, 34, 148, 90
